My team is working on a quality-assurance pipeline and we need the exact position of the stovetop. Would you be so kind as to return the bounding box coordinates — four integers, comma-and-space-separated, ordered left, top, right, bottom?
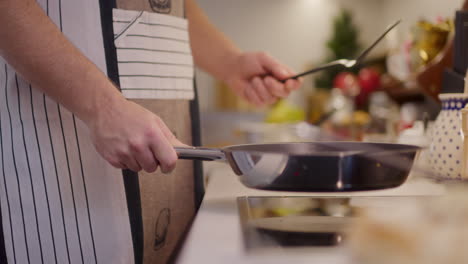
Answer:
237, 196, 428, 251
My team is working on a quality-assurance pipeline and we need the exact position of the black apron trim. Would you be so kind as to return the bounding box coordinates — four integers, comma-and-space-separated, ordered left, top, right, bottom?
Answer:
122, 169, 143, 264
0, 203, 6, 264
0, 65, 11, 264
190, 78, 204, 209
98, 1, 144, 264
99, 0, 121, 91
170, 13, 204, 263
182, 6, 203, 209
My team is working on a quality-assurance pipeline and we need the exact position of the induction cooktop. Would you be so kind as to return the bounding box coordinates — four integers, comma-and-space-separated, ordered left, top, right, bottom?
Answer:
237, 196, 429, 251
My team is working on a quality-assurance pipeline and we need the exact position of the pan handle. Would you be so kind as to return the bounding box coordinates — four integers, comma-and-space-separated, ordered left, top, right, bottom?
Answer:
175, 147, 226, 161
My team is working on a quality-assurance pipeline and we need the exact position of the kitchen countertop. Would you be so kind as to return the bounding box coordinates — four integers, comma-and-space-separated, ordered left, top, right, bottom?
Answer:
176, 163, 445, 264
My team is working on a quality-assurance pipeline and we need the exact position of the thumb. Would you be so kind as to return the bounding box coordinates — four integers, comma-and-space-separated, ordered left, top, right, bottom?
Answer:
154, 117, 187, 147
258, 53, 292, 80
171, 138, 189, 148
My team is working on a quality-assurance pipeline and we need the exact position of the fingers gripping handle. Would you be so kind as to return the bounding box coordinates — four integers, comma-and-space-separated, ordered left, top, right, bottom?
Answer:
175, 147, 226, 161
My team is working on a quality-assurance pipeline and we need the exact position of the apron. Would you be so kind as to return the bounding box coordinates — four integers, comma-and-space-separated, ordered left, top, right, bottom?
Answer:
0, 0, 202, 263
108, 0, 202, 263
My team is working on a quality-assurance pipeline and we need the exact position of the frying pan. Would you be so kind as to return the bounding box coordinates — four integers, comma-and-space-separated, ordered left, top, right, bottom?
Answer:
175, 142, 420, 192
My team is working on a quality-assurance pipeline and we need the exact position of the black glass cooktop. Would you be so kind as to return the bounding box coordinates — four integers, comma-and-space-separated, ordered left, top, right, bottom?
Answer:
237, 196, 428, 251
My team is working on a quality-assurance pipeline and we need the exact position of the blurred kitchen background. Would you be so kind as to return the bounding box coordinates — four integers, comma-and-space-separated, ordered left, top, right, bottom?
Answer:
194, 0, 464, 147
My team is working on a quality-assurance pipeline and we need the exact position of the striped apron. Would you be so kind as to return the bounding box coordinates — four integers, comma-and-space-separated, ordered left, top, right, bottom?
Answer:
0, 0, 202, 263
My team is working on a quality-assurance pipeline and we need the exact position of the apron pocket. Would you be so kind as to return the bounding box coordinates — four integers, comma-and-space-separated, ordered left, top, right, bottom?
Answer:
113, 9, 194, 100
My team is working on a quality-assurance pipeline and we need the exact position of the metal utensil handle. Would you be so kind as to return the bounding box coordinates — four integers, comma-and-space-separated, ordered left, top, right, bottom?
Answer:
281, 20, 401, 82
282, 62, 342, 82
355, 19, 401, 62
175, 147, 226, 161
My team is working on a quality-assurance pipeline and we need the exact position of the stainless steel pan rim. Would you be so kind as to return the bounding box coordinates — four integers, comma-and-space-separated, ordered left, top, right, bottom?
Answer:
176, 141, 421, 192
223, 141, 420, 157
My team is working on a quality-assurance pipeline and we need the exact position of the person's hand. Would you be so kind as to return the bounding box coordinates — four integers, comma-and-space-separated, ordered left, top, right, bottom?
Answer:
87, 97, 183, 173
224, 52, 303, 107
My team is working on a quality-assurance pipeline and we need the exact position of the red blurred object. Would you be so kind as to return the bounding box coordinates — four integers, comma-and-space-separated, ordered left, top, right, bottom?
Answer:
398, 121, 414, 132
358, 67, 381, 94
333, 72, 360, 96
356, 67, 381, 105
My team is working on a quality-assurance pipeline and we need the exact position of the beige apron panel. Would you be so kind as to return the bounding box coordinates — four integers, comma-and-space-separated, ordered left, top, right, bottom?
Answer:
115, 1, 195, 263
132, 99, 195, 264
116, 0, 184, 17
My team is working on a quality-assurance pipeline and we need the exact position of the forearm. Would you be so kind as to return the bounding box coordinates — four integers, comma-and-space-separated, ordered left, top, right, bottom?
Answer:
185, 0, 241, 82
0, 0, 124, 124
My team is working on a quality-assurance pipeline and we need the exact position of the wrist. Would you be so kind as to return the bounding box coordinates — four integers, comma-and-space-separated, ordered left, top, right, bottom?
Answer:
218, 48, 242, 83
79, 83, 126, 127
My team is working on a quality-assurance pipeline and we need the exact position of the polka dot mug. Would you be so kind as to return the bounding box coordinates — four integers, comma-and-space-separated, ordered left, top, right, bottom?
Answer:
429, 93, 468, 179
